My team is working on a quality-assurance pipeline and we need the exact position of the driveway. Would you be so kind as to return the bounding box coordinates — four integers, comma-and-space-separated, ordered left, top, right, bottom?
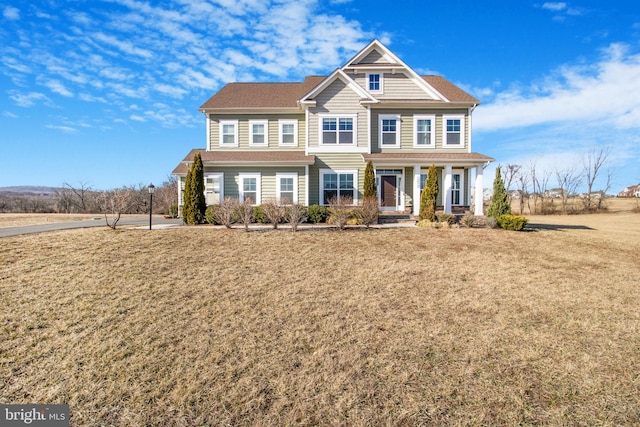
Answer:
0, 216, 183, 238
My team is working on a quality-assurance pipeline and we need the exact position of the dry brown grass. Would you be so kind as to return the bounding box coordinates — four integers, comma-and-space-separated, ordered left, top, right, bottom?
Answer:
0, 214, 100, 228
1, 214, 640, 426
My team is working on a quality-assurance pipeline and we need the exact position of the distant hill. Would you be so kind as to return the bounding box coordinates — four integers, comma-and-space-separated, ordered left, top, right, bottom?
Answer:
0, 186, 63, 196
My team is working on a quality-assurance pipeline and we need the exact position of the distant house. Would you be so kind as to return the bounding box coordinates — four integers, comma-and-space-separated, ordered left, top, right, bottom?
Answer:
544, 188, 565, 199
618, 184, 640, 198
173, 40, 493, 216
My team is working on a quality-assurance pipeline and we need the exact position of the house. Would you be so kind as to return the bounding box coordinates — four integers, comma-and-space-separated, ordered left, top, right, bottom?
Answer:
617, 184, 640, 198
173, 40, 493, 216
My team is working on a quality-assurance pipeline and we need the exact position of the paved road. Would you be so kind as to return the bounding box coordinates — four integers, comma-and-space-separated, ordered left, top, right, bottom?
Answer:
0, 216, 183, 238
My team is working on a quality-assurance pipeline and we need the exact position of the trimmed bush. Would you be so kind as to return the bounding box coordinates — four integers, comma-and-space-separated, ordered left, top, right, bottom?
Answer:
260, 200, 285, 229
308, 204, 328, 224
419, 165, 438, 222
205, 205, 221, 225
485, 217, 498, 229
284, 203, 308, 232
497, 214, 528, 231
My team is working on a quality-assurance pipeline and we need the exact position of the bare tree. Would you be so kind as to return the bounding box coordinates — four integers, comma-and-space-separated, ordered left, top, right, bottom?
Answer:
237, 198, 254, 232
597, 169, 614, 210
582, 147, 611, 212
153, 176, 178, 215
97, 187, 137, 229
213, 197, 239, 229
555, 166, 582, 214
503, 164, 521, 205
284, 203, 308, 232
515, 167, 530, 214
63, 181, 94, 213
528, 161, 551, 214
261, 199, 285, 229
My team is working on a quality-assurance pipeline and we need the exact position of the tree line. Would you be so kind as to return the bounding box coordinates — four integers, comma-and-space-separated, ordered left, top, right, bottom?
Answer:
0, 178, 178, 216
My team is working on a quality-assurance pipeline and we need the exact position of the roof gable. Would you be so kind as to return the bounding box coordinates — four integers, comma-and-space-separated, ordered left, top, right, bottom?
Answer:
299, 69, 376, 104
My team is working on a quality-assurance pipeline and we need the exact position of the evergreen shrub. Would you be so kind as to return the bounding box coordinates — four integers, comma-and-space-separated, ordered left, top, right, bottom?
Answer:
497, 214, 528, 231
308, 204, 328, 223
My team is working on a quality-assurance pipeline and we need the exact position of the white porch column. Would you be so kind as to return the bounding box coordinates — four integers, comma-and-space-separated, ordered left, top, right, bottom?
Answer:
413, 165, 421, 216
474, 165, 484, 215
443, 165, 452, 214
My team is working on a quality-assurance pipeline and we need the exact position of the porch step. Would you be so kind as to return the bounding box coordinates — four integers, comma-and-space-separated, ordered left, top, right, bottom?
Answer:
377, 213, 416, 224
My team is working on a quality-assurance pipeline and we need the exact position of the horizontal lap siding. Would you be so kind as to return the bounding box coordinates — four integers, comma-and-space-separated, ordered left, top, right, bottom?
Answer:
208, 114, 305, 151
202, 166, 306, 204
348, 72, 433, 101
371, 109, 469, 153
308, 79, 368, 150
309, 153, 366, 205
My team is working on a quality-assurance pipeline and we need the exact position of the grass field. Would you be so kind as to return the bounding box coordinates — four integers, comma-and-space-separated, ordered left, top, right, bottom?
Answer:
1, 211, 640, 425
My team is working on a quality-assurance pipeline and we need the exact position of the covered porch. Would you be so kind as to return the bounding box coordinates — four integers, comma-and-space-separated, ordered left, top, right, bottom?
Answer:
362, 153, 494, 216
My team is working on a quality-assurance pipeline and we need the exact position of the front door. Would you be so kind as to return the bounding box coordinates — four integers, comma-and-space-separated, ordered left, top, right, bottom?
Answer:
380, 175, 396, 209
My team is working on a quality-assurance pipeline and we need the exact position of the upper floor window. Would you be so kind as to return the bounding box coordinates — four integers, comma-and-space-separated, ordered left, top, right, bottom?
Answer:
220, 120, 238, 147
379, 114, 400, 147
444, 115, 464, 147
367, 73, 383, 93
249, 120, 268, 146
414, 115, 435, 147
321, 115, 355, 145
279, 120, 298, 146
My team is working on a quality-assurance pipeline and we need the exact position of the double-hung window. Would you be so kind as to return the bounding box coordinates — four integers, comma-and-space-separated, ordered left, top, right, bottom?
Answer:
367, 73, 382, 93
239, 173, 260, 205
320, 169, 358, 205
205, 173, 223, 205
249, 120, 268, 146
414, 115, 435, 147
379, 114, 400, 147
220, 120, 238, 147
444, 115, 464, 147
279, 120, 297, 146
276, 173, 297, 204
321, 116, 355, 145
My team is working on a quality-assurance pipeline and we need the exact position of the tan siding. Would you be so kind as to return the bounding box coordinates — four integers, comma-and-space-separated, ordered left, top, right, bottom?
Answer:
346, 72, 434, 100
309, 153, 367, 205
370, 109, 469, 153
308, 79, 368, 149
208, 114, 305, 151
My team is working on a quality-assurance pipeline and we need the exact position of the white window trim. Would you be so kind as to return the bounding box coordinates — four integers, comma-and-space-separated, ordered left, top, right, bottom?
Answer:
379, 114, 401, 148
413, 114, 436, 148
276, 173, 298, 204
452, 169, 465, 206
249, 120, 269, 147
278, 119, 298, 147
319, 168, 359, 206
219, 120, 238, 147
318, 114, 358, 146
443, 115, 465, 148
204, 173, 224, 205
366, 72, 383, 94
239, 173, 261, 205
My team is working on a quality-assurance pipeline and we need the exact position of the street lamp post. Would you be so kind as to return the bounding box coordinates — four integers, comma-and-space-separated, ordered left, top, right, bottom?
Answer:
148, 183, 155, 230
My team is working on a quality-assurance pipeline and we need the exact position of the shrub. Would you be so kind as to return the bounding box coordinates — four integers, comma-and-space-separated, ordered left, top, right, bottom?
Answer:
237, 198, 254, 232
213, 197, 239, 228
437, 213, 456, 225
308, 204, 328, 223
363, 161, 377, 199
485, 217, 498, 229
416, 219, 439, 229
497, 214, 528, 231
327, 196, 353, 230
182, 153, 206, 224
168, 204, 178, 218
205, 205, 221, 225
354, 196, 378, 229
253, 205, 269, 224
460, 212, 478, 228
260, 200, 285, 229
284, 203, 308, 232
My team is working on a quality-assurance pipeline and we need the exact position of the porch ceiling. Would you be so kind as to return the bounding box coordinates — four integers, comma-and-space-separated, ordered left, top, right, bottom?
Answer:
362, 152, 494, 167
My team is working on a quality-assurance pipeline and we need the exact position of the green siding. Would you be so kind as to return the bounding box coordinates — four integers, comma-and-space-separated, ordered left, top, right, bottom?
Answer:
309, 153, 367, 205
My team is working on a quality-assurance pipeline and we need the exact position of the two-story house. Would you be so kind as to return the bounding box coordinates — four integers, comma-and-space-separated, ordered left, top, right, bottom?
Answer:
172, 40, 493, 216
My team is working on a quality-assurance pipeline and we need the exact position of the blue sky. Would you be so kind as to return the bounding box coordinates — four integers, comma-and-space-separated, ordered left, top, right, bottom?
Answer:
1, 0, 639, 192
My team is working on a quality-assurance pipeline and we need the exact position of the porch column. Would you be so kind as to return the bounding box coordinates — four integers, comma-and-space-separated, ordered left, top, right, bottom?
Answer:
443, 165, 452, 214
474, 165, 484, 215
413, 165, 421, 216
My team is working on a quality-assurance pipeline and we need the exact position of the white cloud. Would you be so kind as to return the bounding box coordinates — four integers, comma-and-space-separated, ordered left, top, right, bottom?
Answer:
3, 6, 19, 20
42, 79, 74, 97
46, 124, 77, 133
93, 32, 154, 59
130, 115, 146, 122
541, 2, 567, 12
9, 91, 53, 108
3, 111, 18, 118
474, 43, 640, 131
